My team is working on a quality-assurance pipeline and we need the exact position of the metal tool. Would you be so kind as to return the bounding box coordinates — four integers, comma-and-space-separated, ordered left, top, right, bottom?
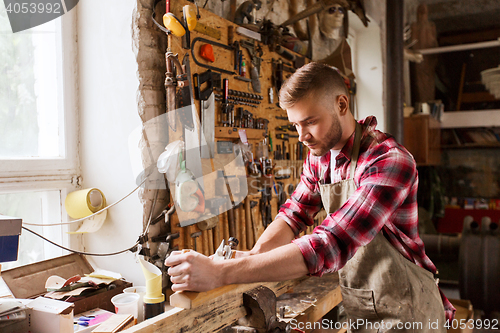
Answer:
275, 133, 298, 140
260, 187, 272, 229
240, 39, 263, 93
201, 92, 215, 159
194, 70, 220, 101
275, 125, 296, 132
181, 54, 205, 195
165, 52, 184, 131
272, 59, 284, 97
221, 79, 234, 127
190, 231, 202, 251
224, 286, 290, 333
191, 37, 235, 75
213, 237, 239, 261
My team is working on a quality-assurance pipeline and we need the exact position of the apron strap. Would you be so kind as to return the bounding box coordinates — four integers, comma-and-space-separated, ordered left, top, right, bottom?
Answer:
349, 122, 362, 180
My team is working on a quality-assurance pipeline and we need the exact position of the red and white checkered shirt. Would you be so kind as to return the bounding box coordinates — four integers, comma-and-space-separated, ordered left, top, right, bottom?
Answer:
277, 116, 455, 321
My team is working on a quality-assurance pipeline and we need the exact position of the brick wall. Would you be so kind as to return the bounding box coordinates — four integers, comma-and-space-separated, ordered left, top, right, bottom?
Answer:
132, 0, 170, 248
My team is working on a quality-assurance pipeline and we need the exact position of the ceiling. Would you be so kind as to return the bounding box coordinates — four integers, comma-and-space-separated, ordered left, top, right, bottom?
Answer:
414, 0, 500, 35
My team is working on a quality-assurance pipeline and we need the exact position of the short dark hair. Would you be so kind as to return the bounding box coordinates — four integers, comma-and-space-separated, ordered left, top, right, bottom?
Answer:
278, 62, 348, 109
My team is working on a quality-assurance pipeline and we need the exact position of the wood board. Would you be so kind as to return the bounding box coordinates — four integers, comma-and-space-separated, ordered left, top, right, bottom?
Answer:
122, 278, 305, 333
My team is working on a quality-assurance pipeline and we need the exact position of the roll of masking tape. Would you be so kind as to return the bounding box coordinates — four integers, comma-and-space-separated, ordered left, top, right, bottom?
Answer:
64, 188, 107, 219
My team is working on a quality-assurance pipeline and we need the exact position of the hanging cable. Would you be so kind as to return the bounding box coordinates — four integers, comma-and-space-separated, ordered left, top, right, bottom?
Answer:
21, 190, 160, 257
20, 174, 164, 256
22, 226, 139, 256
23, 177, 149, 227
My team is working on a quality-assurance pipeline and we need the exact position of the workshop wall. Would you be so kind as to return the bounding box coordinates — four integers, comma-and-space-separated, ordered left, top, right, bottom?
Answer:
77, 0, 146, 285
196, 0, 386, 128
74, 0, 387, 286
350, 14, 384, 130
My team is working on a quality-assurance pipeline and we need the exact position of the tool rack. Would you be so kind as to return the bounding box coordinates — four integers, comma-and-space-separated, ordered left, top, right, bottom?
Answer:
163, 0, 321, 258
129, 1, 346, 331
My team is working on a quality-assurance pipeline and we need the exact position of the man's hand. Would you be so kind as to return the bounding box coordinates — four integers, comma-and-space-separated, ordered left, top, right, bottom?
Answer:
165, 250, 224, 292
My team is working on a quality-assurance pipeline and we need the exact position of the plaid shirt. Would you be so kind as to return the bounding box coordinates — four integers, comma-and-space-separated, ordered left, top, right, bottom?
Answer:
277, 116, 455, 321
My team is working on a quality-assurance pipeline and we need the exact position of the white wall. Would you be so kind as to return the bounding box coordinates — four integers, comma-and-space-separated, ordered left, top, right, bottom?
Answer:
77, 0, 145, 285
350, 13, 385, 131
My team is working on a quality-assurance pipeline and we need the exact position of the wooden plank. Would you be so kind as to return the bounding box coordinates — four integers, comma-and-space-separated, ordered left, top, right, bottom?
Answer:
439, 28, 500, 46
239, 204, 247, 250
207, 228, 214, 255
171, 277, 299, 310
460, 91, 500, 103
277, 273, 342, 333
244, 197, 254, 249
441, 110, 500, 128
123, 278, 305, 333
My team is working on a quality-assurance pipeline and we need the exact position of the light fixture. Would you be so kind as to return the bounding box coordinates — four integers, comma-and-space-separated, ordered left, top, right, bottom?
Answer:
481, 65, 500, 99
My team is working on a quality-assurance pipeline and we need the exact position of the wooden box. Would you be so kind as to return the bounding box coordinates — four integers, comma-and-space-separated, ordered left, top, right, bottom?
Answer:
1, 253, 132, 314
404, 114, 441, 165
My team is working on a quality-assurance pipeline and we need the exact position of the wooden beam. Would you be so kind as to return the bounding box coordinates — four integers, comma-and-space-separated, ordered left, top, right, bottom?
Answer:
461, 91, 500, 104
124, 278, 305, 333
439, 28, 500, 46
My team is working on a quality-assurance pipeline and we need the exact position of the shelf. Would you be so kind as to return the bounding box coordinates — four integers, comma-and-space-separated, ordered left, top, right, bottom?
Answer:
440, 110, 500, 129
215, 127, 267, 140
442, 142, 500, 149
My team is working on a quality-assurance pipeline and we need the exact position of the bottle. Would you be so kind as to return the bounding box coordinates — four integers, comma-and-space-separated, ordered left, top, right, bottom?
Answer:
241, 61, 247, 77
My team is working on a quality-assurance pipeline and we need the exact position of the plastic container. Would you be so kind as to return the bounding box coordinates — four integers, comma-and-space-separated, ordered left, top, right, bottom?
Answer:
241, 61, 246, 77
144, 301, 165, 320
111, 293, 140, 320
124, 286, 146, 323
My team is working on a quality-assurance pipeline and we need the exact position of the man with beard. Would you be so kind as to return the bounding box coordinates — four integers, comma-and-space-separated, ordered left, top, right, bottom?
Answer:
166, 62, 454, 331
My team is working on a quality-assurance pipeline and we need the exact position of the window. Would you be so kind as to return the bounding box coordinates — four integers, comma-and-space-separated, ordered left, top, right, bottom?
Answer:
0, 190, 68, 270
0, 2, 78, 270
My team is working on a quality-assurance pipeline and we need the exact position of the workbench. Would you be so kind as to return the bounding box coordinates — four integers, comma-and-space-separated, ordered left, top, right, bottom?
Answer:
126, 1, 345, 331
123, 273, 343, 333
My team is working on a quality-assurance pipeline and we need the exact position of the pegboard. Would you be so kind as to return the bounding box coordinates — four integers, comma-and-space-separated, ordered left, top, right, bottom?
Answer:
164, 0, 316, 255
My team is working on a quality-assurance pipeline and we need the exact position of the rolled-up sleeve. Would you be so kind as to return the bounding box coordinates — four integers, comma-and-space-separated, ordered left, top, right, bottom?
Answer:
291, 147, 417, 276
276, 154, 324, 236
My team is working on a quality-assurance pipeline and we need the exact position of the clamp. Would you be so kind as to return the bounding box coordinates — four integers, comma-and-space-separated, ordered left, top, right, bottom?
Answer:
223, 285, 291, 333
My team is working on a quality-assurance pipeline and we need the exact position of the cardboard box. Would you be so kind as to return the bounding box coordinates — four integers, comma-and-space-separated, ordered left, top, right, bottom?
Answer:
448, 299, 474, 333
28, 297, 74, 333
1, 254, 132, 314
0, 215, 22, 262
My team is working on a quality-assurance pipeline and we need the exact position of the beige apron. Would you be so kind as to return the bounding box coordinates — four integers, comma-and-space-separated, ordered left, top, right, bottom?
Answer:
319, 123, 446, 333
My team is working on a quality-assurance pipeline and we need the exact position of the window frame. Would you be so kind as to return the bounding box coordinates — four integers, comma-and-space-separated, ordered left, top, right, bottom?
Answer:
0, 9, 80, 269
0, 9, 80, 184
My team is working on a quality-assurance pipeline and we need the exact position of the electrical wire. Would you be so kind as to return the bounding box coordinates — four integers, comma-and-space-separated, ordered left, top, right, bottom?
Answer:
23, 177, 148, 227
21, 178, 162, 256
22, 226, 139, 256
21, 186, 160, 257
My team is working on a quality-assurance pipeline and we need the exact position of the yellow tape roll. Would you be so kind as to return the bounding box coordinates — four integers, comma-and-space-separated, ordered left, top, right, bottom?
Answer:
64, 188, 107, 219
